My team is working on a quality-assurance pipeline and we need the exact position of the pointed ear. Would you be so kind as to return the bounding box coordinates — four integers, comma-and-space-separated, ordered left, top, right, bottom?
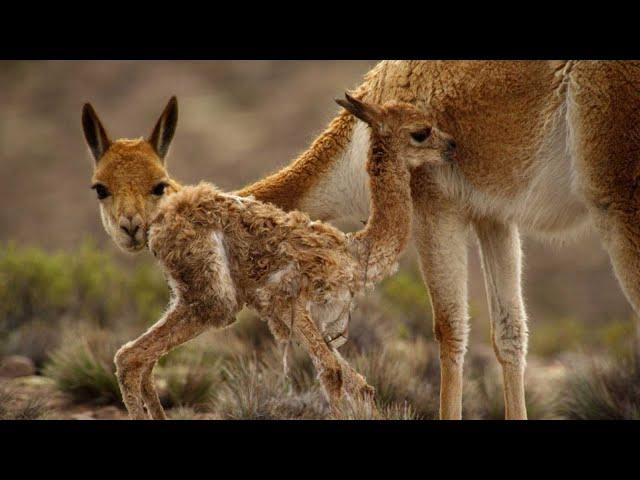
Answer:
82, 103, 111, 162
148, 96, 178, 161
335, 93, 381, 127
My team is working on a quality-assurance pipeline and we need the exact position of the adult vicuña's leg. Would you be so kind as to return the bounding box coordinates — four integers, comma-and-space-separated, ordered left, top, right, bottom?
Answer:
115, 302, 210, 420
569, 61, 640, 329
475, 219, 528, 420
414, 203, 470, 420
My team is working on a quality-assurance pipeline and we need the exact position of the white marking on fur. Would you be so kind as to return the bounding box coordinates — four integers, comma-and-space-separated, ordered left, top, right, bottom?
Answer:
211, 230, 237, 306
221, 193, 256, 206
300, 121, 371, 221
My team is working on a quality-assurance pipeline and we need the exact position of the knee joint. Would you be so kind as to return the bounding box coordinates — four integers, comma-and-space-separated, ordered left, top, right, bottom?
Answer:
319, 366, 343, 397
114, 345, 142, 376
433, 315, 469, 359
492, 313, 528, 365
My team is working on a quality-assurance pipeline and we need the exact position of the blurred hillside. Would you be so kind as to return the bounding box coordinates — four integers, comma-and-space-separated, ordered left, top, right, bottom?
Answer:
0, 60, 635, 354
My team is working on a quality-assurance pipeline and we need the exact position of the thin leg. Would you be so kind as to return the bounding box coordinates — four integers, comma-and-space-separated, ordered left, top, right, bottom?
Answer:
288, 302, 344, 417
475, 219, 528, 420
413, 201, 470, 420
141, 364, 166, 420
114, 303, 210, 420
333, 349, 377, 415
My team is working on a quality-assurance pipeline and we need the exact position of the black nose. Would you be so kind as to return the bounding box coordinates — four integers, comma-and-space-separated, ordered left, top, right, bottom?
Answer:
121, 225, 139, 237
448, 139, 457, 150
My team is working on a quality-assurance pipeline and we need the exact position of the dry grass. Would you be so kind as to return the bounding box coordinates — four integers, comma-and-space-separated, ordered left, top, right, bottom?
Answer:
42, 326, 123, 405
0, 384, 49, 420
556, 347, 640, 420
1, 241, 636, 420
212, 351, 327, 420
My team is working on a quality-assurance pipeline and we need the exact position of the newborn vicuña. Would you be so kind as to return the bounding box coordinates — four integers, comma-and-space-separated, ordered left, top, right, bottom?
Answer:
107, 94, 456, 419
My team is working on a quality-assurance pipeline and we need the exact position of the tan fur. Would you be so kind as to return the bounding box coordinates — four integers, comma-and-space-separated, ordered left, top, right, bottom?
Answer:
236, 61, 640, 420
85, 96, 453, 419
91, 139, 181, 252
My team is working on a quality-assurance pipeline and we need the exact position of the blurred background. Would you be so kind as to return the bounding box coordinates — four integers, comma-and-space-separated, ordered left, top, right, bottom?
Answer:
0, 61, 638, 420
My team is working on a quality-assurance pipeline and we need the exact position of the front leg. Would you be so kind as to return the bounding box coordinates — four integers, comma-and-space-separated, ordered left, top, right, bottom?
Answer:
474, 219, 528, 420
115, 302, 210, 420
287, 302, 345, 417
333, 350, 377, 413
413, 201, 470, 420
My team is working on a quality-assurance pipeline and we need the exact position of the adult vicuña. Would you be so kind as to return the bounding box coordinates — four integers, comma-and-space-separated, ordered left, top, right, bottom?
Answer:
85, 60, 640, 420
83, 94, 456, 419
238, 61, 640, 420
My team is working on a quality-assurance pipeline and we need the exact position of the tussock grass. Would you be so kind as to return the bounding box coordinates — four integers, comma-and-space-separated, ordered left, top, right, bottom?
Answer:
212, 351, 327, 420
352, 339, 440, 419
557, 347, 640, 420
0, 384, 49, 420
43, 327, 122, 405
213, 354, 283, 419
162, 357, 222, 409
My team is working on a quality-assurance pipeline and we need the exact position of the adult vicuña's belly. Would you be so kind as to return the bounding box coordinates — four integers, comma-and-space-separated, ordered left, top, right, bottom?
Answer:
434, 108, 591, 237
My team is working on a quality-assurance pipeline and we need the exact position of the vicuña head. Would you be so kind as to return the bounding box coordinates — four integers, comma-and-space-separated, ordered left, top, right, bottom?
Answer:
82, 97, 181, 253
335, 93, 456, 168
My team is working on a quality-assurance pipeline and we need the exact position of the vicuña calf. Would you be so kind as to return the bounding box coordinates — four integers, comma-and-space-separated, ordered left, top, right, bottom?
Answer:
82, 94, 456, 419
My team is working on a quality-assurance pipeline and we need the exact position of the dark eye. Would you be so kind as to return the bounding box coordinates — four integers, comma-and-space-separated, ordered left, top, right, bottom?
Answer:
410, 127, 432, 143
151, 183, 167, 196
92, 184, 110, 200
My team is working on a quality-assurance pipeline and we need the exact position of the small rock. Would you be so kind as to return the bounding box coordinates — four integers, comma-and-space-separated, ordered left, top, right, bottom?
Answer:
0, 355, 36, 378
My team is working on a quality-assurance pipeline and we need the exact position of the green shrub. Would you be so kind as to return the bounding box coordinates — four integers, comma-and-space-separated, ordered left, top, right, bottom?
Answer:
128, 261, 169, 326
529, 315, 636, 359
380, 267, 432, 338
0, 239, 168, 327
0, 243, 72, 330
68, 239, 127, 326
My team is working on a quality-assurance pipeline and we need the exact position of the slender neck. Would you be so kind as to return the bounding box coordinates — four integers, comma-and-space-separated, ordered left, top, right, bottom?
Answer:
351, 128, 413, 282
